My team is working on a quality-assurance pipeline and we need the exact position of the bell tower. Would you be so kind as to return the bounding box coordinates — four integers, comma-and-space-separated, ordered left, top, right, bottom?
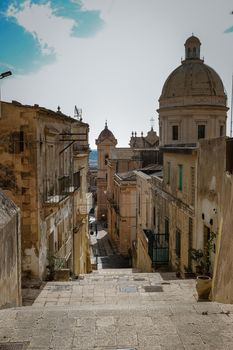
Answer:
95, 122, 117, 221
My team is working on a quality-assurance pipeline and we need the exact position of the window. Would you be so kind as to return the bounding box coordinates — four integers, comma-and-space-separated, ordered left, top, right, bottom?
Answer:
167, 162, 171, 184
172, 125, 178, 140
190, 167, 195, 205
105, 154, 109, 165
193, 47, 196, 57
73, 171, 80, 189
153, 207, 156, 226
9, 131, 24, 153
176, 229, 181, 258
198, 125, 205, 139
226, 139, 233, 174
165, 218, 169, 241
188, 218, 193, 270
178, 164, 183, 191
220, 125, 224, 137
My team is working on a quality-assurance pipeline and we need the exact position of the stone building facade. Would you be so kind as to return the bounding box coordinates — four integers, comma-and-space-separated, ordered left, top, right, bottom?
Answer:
0, 101, 91, 281
158, 35, 227, 147
96, 122, 160, 256
197, 137, 233, 303
0, 191, 21, 308
135, 36, 228, 275
96, 122, 117, 221
108, 171, 136, 256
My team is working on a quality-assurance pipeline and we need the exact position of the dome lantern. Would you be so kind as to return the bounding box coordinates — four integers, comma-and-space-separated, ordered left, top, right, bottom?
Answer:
185, 35, 201, 60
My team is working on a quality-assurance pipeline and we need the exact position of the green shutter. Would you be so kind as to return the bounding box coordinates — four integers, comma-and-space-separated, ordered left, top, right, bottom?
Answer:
178, 165, 183, 191
176, 229, 181, 258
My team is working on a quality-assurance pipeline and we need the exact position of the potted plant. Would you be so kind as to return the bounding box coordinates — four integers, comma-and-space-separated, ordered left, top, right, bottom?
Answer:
46, 255, 70, 281
190, 231, 216, 301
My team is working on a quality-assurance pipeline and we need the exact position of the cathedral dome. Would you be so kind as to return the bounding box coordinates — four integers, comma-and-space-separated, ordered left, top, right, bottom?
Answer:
158, 36, 228, 147
96, 122, 117, 145
159, 35, 226, 106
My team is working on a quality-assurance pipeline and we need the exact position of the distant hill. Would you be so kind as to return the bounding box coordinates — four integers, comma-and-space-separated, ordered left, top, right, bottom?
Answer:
89, 149, 97, 168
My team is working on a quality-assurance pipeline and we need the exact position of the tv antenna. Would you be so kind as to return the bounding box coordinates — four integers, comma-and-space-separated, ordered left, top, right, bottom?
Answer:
74, 105, 82, 121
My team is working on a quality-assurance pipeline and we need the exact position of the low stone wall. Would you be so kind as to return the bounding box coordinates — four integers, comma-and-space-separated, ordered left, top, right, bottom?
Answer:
0, 191, 21, 308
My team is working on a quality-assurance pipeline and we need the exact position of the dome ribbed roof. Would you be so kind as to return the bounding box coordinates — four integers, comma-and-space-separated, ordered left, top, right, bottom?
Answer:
185, 35, 201, 46
96, 122, 116, 143
159, 35, 226, 104
160, 61, 225, 99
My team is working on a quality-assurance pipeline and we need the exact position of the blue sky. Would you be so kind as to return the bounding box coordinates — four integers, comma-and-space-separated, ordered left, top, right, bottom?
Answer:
1, 0, 233, 148
0, 0, 104, 73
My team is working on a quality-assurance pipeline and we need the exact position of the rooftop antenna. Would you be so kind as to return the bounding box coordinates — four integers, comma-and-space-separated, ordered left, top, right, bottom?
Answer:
150, 116, 155, 130
74, 105, 82, 121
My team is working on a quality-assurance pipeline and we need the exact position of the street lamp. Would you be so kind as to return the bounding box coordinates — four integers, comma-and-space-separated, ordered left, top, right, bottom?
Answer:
0, 71, 12, 79
0, 70, 12, 118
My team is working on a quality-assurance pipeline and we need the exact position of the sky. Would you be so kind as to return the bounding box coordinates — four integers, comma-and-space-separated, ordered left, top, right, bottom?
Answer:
1, 0, 233, 149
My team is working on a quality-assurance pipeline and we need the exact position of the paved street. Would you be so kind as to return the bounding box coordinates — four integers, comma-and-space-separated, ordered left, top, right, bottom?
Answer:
90, 228, 130, 269
1, 231, 233, 349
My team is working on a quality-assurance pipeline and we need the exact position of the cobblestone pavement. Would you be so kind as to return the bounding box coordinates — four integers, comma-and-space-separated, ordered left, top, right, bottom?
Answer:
1, 269, 233, 350
1, 231, 233, 349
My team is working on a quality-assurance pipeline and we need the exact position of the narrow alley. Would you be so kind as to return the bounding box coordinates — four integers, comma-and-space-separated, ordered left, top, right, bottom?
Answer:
89, 222, 130, 269
1, 228, 233, 349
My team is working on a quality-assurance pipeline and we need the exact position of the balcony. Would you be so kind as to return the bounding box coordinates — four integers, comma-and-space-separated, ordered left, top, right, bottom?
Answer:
56, 236, 72, 261
43, 172, 81, 207
73, 143, 89, 153
59, 175, 73, 194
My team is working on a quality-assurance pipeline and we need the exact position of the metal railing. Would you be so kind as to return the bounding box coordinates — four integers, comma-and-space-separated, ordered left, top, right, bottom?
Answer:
144, 229, 169, 267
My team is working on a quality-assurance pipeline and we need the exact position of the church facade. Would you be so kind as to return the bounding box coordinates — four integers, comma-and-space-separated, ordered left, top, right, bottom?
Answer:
96, 122, 160, 255
135, 36, 228, 277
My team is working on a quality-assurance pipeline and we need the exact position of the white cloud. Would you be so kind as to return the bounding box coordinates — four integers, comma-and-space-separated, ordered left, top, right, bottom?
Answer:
6, 1, 75, 55
3, 0, 233, 148
81, 0, 115, 21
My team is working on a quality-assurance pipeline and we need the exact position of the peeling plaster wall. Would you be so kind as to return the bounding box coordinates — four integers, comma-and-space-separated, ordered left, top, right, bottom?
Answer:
155, 152, 197, 274
0, 101, 90, 280
198, 138, 233, 303
39, 194, 75, 279
0, 192, 21, 308
135, 171, 153, 272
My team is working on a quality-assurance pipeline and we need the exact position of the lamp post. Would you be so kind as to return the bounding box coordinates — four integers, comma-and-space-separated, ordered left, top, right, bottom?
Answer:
0, 70, 12, 118
0, 71, 12, 80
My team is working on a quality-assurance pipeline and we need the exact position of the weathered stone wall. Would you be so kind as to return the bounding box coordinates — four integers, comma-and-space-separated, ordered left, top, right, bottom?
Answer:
136, 228, 153, 272
197, 138, 233, 303
151, 151, 196, 274
118, 181, 136, 256
135, 171, 153, 272
0, 191, 21, 308
0, 101, 91, 280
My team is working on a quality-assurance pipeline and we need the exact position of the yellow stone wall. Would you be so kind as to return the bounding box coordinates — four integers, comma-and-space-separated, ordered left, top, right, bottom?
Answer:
159, 151, 197, 274
197, 138, 233, 303
0, 101, 91, 280
136, 228, 153, 272
0, 192, 21, 308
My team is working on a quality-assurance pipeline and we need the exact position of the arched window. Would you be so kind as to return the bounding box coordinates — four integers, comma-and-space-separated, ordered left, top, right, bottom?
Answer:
104, 154, 109, 165
193, 47, 196, 57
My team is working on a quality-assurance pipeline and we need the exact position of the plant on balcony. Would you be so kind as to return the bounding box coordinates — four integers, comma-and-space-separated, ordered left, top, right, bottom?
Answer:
190, 230, 217, 300
190, 230, 216, 276
46, 255, 66, 281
